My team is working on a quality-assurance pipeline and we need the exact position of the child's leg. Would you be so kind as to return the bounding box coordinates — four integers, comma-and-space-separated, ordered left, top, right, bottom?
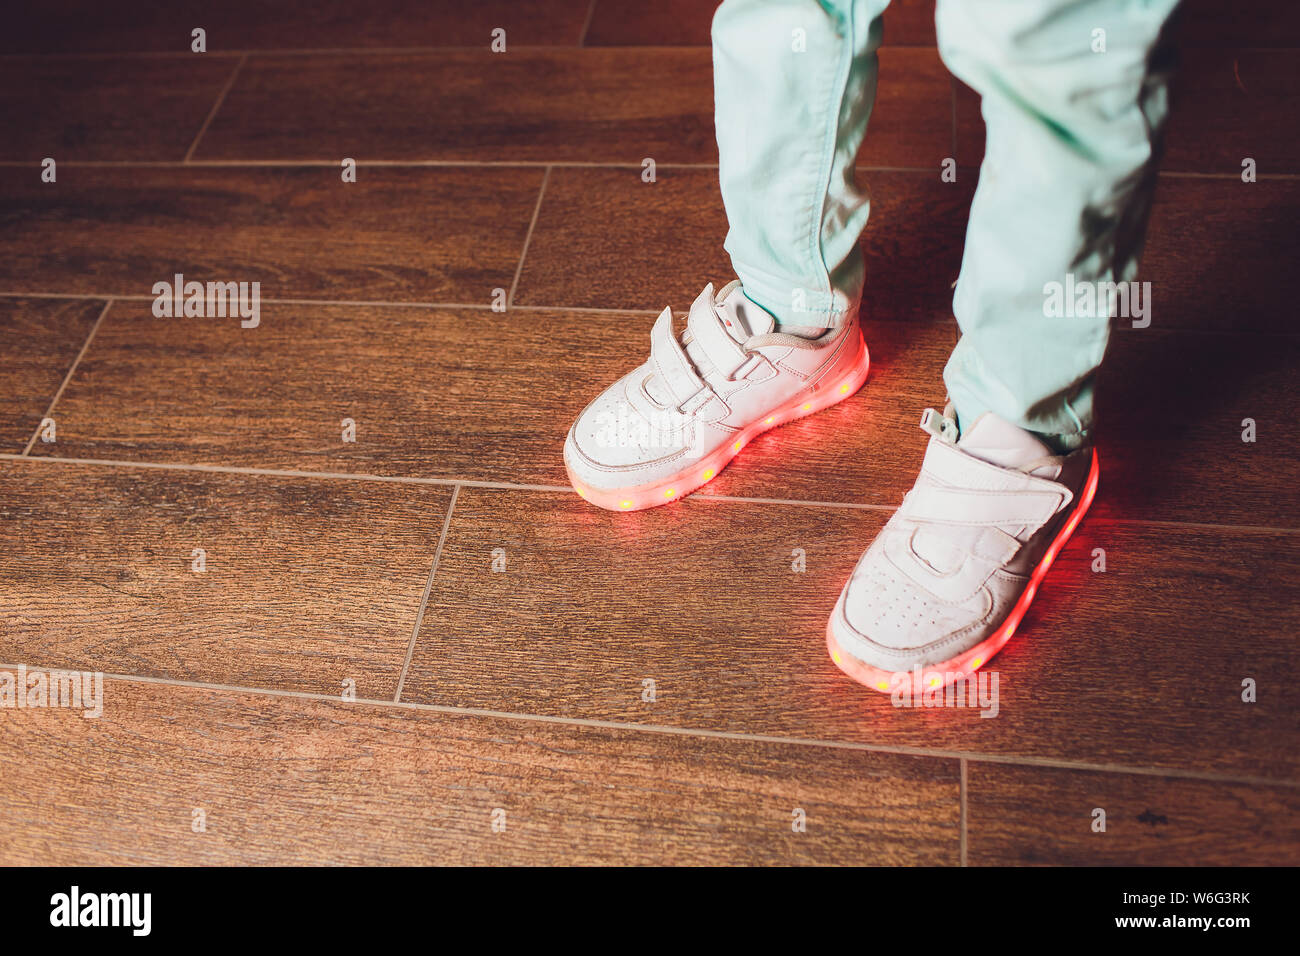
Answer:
937, 0, 1182, 450
828, 0, 1184, 691
564, 0, 887, 511
712, 0, 891, 330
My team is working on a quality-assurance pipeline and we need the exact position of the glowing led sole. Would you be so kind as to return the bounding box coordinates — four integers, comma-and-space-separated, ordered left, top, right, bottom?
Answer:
569, 344, 870, 513
827, 449, 1100, 694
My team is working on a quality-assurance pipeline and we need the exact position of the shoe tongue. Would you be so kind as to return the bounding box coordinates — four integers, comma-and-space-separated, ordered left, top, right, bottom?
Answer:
645, 283, 771, 406
681, 282, 770, 373
957, 412, 1058, 476
713, 281, 774, 341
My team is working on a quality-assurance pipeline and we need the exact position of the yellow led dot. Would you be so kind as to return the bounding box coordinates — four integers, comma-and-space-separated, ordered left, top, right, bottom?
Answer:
619, 500, 633, 510
703, 469, 715, 480
733, 441, 742, 451
765, 416, 774, 424
664, 488, 676, 498
972, 658, 983, 668
802, 403, 812, 411
876, 681, 889, 691
840, 384, 850, 393
929, 677, 939, 687
831, 652, 841, 664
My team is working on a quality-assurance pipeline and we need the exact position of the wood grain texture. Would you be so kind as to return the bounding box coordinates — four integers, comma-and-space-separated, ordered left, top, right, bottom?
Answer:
0, 1, 592, 54
958, 50, 1300, 175
514, 166, 975, 320
0, 460, 452, 698
861, 47, 952, 167
0, 676, 960, 865
585, 0, 938, 47
0, 55, 240, 161
1163, 49, 1300, 174
24, 301, 642, 482
0, 297, 103, 452
193, 47, 950, 165
402, 487, 1300, 781
0, 0, 1292, 866
196, 49, 717, 163
967, 763, 1300, 866
0, 165, 543, 302
699, 317, 954, 504
32, 295, 1294, 529
1093, 328, 1300, 528
1175, 0, 1300, 47
514, 166, 733, 312
39, 294, 1291, 529
1137, 176, 1300, 334
27, 301, 949, 507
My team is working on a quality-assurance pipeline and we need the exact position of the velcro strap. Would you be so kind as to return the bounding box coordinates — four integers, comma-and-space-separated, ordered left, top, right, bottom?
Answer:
686, 284, 748, 379
970, 526, 1023, 565
899, 483, 1063, 532
649, 308, 704, 406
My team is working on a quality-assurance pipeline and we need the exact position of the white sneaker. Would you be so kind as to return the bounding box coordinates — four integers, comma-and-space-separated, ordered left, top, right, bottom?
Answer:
827, 406, 1099, 693
564, 281, 870, 512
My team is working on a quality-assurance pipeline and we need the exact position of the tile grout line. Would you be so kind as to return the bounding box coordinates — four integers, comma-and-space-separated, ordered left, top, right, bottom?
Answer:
0, 453, 575, 491
0, 159, 736, 170
21, 298, 112, 456
5, 660, 1297, 792
0, 291, 665, 315
577, 0, 599, 46
8, 451, 1300, 534
393, 483, 460, 703
1, 453, 1297, 535
5, 292, 1299, 340
508, 165, 552, 309
959, 757, 968, 866
183, 52, 247, 163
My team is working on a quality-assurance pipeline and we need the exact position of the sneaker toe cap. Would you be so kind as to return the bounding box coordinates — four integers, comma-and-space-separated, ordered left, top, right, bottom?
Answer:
833, 552, 993, 671
565, 374, 695, 487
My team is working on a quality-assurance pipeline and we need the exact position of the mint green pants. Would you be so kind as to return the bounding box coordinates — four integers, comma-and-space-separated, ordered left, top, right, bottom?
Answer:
713, 0, 1181, 450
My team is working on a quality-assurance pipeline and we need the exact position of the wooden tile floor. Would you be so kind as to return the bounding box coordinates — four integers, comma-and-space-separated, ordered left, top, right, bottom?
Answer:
1, 0, 1297, 865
